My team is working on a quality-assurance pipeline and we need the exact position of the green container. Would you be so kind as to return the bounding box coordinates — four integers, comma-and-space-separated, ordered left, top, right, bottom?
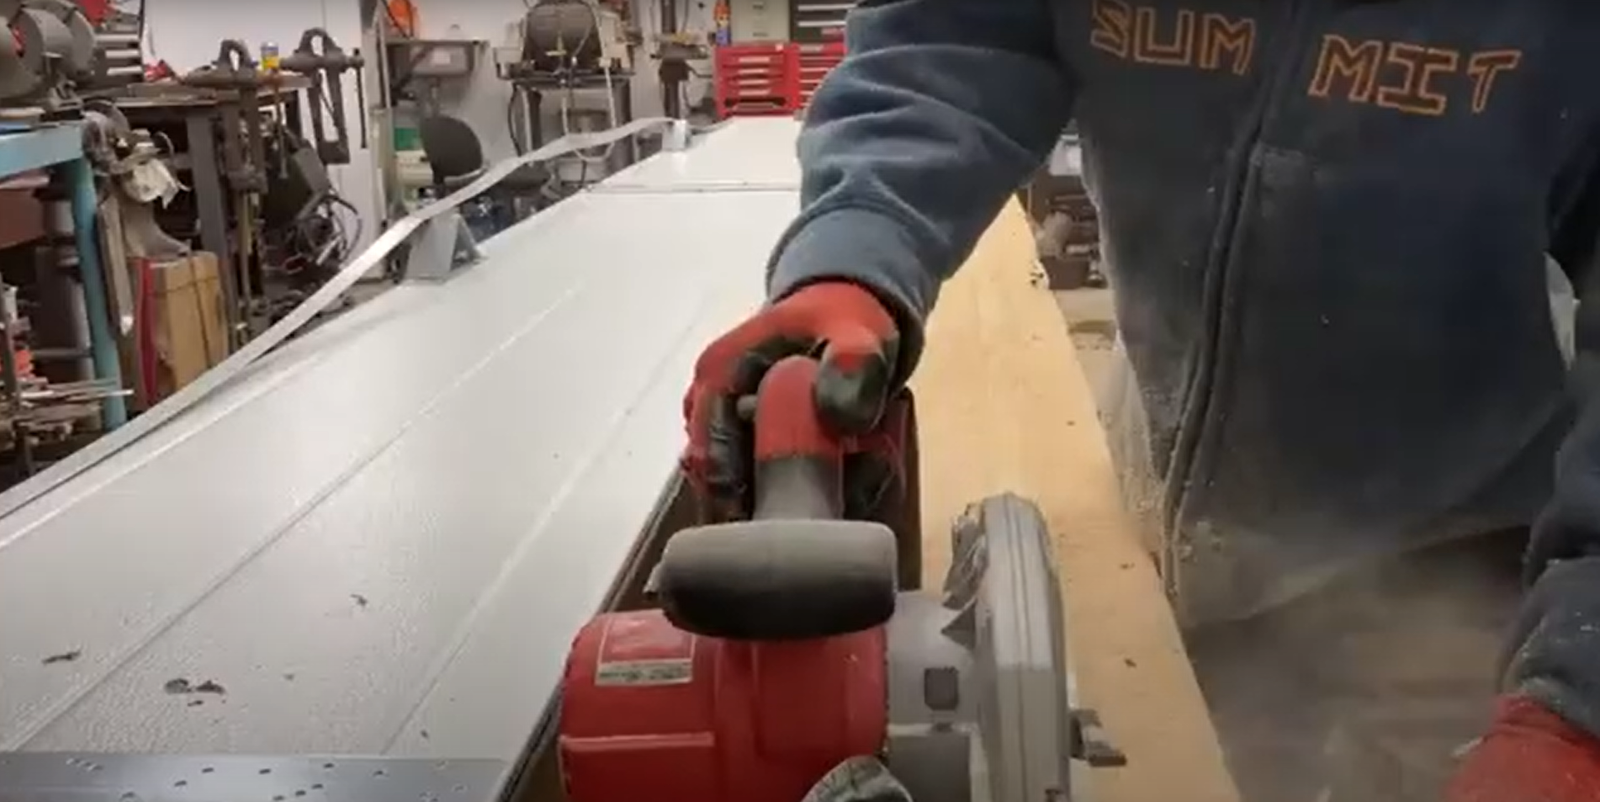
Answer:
393, 126, 421, 151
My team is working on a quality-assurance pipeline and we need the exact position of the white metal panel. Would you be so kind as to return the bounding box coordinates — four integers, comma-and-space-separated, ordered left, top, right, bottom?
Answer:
0, 120, 803, 759
600, 117, 803, 192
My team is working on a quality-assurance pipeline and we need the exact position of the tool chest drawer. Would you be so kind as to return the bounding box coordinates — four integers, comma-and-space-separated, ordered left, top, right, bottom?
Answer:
714, 43, 792, 78
719, 99, 797, 117
720, 62, 787, 83
795, 41, 845, 72
720, 77, 791, 99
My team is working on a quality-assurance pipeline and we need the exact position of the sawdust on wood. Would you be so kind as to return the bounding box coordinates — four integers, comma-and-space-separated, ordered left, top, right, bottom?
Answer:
912, 204, 1240, 802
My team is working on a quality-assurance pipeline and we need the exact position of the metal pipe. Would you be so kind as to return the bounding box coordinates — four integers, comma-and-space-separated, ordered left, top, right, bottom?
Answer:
64, 158, 126, 429
42, 198, 93, 382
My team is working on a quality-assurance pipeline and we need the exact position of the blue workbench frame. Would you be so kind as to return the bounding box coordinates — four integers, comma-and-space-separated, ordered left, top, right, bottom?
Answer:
0, 124, 128, 429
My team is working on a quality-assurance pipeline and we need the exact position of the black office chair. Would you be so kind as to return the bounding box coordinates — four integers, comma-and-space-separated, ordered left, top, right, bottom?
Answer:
417, 115, 550, 228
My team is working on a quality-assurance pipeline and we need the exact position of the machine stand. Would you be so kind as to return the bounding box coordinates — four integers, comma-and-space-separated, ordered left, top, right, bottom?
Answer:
402, 211, 483, 282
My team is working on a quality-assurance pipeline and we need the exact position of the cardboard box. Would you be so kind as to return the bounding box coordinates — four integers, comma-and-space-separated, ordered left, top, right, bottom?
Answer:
143, 252, 227, 404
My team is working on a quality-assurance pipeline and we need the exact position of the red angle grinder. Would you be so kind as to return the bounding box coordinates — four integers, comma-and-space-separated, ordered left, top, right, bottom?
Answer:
559, 356, 1125, 802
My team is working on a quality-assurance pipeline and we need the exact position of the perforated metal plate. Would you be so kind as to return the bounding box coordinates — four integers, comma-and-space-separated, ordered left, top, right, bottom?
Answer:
0, 754, 506, 802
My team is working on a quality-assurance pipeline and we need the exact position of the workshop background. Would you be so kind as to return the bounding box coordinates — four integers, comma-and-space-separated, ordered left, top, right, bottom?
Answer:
0, 4, 1208, 800
136, 0, 723, 247
0, 0, 1098, 494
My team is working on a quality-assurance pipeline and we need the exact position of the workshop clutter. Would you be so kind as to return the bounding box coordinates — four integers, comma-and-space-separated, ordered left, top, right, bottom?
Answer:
0, 0, 149, 110
714, 41, 845, 118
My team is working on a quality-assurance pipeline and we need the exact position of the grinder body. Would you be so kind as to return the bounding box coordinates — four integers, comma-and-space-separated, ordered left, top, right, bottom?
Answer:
561, 615, 887, 802
563, 355, 901, 802
560, 357, 1113, 802
561, 497, 1104, 802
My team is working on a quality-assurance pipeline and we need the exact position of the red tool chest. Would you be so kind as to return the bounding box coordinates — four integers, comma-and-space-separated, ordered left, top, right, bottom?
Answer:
714, 43, 801, 118
714, 42, 847, 119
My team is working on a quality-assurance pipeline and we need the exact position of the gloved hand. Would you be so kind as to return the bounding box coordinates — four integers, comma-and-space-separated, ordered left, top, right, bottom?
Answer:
682, 280, 901, 522
1445, 695, 1600, 802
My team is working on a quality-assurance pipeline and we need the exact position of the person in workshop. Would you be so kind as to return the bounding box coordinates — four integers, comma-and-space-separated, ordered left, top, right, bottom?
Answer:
680, 1, 1600, 800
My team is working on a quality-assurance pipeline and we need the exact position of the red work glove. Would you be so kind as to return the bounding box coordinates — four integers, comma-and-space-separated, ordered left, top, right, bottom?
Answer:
1446, 695, 1600, 802
682, 281, 901, 523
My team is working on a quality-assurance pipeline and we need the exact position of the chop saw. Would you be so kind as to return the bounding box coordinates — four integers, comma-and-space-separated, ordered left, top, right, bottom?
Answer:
558, 356, 1126, 802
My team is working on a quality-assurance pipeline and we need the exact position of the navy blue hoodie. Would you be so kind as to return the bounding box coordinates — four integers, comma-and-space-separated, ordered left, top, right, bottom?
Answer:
766, 0, 1600, 741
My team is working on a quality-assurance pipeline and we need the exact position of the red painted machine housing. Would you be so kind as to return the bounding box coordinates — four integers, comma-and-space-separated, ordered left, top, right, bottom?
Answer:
75, 0, 111, 26
560, 609, 888, 802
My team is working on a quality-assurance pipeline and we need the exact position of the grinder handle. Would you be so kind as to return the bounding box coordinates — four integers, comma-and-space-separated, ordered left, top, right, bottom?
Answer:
747, 355, 847, 522
657, 355, 899, 639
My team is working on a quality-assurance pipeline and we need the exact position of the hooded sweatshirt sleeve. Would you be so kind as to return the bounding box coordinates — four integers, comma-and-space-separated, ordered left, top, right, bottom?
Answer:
765, 0, 1074, 363
1505, 130, 1600, 741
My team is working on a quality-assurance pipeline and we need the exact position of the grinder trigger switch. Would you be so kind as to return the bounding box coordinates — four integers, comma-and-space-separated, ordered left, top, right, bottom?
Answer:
656, 355, 900, 641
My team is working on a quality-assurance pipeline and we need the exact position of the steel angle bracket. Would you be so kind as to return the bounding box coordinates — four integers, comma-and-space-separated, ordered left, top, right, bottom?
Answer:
661, 119, 692, 152
401, 210, 483, 282
0, 753, 509, 802
0, 116, 685, 527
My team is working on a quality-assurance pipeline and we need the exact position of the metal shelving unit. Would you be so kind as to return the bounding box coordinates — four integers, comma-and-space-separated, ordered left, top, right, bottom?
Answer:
0, 123, 128, 449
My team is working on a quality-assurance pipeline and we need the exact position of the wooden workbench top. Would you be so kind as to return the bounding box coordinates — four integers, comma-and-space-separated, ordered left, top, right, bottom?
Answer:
912, 204, 1240, 802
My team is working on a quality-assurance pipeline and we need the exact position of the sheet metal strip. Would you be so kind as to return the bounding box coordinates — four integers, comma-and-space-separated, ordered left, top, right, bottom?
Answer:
0, 118, 682, 524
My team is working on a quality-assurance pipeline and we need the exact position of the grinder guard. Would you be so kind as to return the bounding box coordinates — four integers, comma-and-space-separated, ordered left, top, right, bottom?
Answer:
882, 494, 1124, 802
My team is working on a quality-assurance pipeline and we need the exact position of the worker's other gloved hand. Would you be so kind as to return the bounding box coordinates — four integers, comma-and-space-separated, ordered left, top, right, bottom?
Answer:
682, 281, 900, 522
1445, 696, 1600, 802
